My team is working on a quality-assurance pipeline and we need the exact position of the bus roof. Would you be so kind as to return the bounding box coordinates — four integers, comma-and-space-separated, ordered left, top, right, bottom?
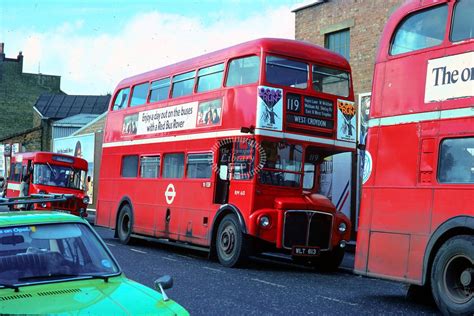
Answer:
116, 38, 351, 89
13, 152, 88, 170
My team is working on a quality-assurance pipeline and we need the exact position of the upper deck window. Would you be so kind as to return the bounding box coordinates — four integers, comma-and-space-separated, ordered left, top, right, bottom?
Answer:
149, 78, 170, 103
265, 56, 308, 89
197, 63, 224, 93
312, 65, 350, 97
112, 88, 130, 111
130, 82, 149, 107
390, 5, 448, 55
451, 0, 474, 42
172, 71, 195, 98
226, 56, 260, 87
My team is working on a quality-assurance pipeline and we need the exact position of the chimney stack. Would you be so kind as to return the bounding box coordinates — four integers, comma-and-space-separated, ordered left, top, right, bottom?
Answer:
0, 43, 5, 61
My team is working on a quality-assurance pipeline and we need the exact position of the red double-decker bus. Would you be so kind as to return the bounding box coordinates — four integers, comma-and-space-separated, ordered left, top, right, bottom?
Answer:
96, 38, 356, 269
5, 152, 90, 216
355, 0, 473, 314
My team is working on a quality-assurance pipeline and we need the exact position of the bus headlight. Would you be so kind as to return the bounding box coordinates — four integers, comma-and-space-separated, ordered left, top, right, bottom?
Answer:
259, 216, 270, 228
83, 196, 90, 204
338, 222, 347, 233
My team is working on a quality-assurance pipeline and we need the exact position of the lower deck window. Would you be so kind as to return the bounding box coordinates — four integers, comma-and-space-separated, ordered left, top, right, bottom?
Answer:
438, 137, 474, 184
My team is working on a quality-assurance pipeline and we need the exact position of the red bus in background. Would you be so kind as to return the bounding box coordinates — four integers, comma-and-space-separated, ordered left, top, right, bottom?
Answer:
6, 152, 90, 217
97, 38, 356, 269
355, 0, 473, 314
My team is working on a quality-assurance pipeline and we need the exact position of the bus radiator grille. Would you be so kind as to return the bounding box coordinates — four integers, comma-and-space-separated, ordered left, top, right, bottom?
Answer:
283, 210, 332, 250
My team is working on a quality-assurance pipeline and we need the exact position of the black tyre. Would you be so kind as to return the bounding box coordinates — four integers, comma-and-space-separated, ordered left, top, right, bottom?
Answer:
117, 204, 133, 245
431, 235, 473, 315
216, 214, 249, 267
312, 247, 345, 272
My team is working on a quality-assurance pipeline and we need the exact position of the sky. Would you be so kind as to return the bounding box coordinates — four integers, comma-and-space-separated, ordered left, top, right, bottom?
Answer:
0, 0, 304, 95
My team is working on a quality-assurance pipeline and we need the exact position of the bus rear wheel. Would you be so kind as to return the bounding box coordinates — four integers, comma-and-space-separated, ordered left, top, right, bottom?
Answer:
117, 204, 133, 245
216, 214, 248, 268
431, 235, 474, 315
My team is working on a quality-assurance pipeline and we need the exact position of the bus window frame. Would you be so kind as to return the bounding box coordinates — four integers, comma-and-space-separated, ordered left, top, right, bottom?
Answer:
224, 54, 261, 88
139, 155, 161, 179
171, 70, 197, 99
148, 77, 171, 104
130, 82, 150, 108
162, 152, 186, 179
388, 3, 449, 58
449, 0, 474, 43
196, 63, 225, 93
264, 53, 310, 90
111, 87, 132, 111
186, 152, 214, 180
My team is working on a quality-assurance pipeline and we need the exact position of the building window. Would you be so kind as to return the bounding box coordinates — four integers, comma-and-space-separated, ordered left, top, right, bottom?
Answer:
121, 155, 139, 178
325, 29, 350, 61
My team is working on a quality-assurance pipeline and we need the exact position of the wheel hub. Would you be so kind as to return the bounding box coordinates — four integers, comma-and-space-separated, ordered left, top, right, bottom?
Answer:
460, 268, 473, 287
220, 226, 235, 255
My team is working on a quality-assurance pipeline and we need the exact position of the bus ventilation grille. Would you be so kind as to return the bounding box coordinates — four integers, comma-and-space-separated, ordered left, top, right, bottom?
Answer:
283, 210, 332, 250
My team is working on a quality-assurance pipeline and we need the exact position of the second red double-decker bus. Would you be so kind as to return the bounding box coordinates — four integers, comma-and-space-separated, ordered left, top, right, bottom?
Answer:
97, 38, 356, 269
355, 0, 473, 314
5, 152, 90, 217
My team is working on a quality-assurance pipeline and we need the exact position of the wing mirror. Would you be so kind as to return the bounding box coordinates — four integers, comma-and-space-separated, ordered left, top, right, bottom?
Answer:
154, 275, 174, 301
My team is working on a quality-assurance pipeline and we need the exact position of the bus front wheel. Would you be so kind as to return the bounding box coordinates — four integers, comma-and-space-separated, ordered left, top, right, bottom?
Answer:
431, 235, 474, 315
311, 247, 345, 272
216, 214, 249, 268
117, 205, 133, 245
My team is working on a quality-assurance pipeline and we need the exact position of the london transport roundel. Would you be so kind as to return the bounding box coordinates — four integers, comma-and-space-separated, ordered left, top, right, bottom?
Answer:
165, 183, 176, 204
362, 151, 373, 185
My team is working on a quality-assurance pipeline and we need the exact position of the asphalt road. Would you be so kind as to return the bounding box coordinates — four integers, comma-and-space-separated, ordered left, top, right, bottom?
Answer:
93, 225, 440, 315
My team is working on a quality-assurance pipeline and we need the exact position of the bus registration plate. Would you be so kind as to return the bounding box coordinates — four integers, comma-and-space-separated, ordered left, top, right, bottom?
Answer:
292, 246, 320, 257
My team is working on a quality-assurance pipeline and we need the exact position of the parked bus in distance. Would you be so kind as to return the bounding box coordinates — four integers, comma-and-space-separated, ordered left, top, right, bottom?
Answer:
355, 0, 473, 314
6, 152, 90, 217
97, 38, 356, 269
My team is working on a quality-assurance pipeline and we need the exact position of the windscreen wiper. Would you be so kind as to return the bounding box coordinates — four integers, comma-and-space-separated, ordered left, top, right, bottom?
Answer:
19, 273, 111, 283
0, 283, 20, 292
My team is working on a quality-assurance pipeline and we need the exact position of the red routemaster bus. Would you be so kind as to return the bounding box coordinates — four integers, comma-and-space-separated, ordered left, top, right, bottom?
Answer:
355, 0, 473, 314
97, 38, 356, 269
6, 152, 90, 217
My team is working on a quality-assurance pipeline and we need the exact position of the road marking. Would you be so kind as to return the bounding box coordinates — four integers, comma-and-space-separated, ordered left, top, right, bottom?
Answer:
175, 254, 190, 259
105, 243, 116, 247
130, 248, 147, 254
314, 295, 358, 306
251, 278, 286, 288
163, 257, 178, 262
203, 267, 225, 273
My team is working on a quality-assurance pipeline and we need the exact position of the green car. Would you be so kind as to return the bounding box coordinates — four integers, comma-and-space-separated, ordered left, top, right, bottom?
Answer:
0, 211, 189, 315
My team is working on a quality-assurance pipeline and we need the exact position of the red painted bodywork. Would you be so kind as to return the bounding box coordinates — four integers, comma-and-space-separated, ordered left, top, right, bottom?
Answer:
355, 0, 473, 284
5, 152, 89, 217
96, 38, 353, 252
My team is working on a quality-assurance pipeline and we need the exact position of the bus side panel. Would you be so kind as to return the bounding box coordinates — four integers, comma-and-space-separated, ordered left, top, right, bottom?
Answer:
368, 231, 410, 278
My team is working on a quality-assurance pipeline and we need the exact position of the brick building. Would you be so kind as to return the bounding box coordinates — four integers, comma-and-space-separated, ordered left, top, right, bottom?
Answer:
293, 0, 405, 237
0, 42, 64, 139
293, 0, 404, 101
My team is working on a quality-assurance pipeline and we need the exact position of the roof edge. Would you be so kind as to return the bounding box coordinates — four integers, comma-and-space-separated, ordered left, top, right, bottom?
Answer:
291, 0, 327, 13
